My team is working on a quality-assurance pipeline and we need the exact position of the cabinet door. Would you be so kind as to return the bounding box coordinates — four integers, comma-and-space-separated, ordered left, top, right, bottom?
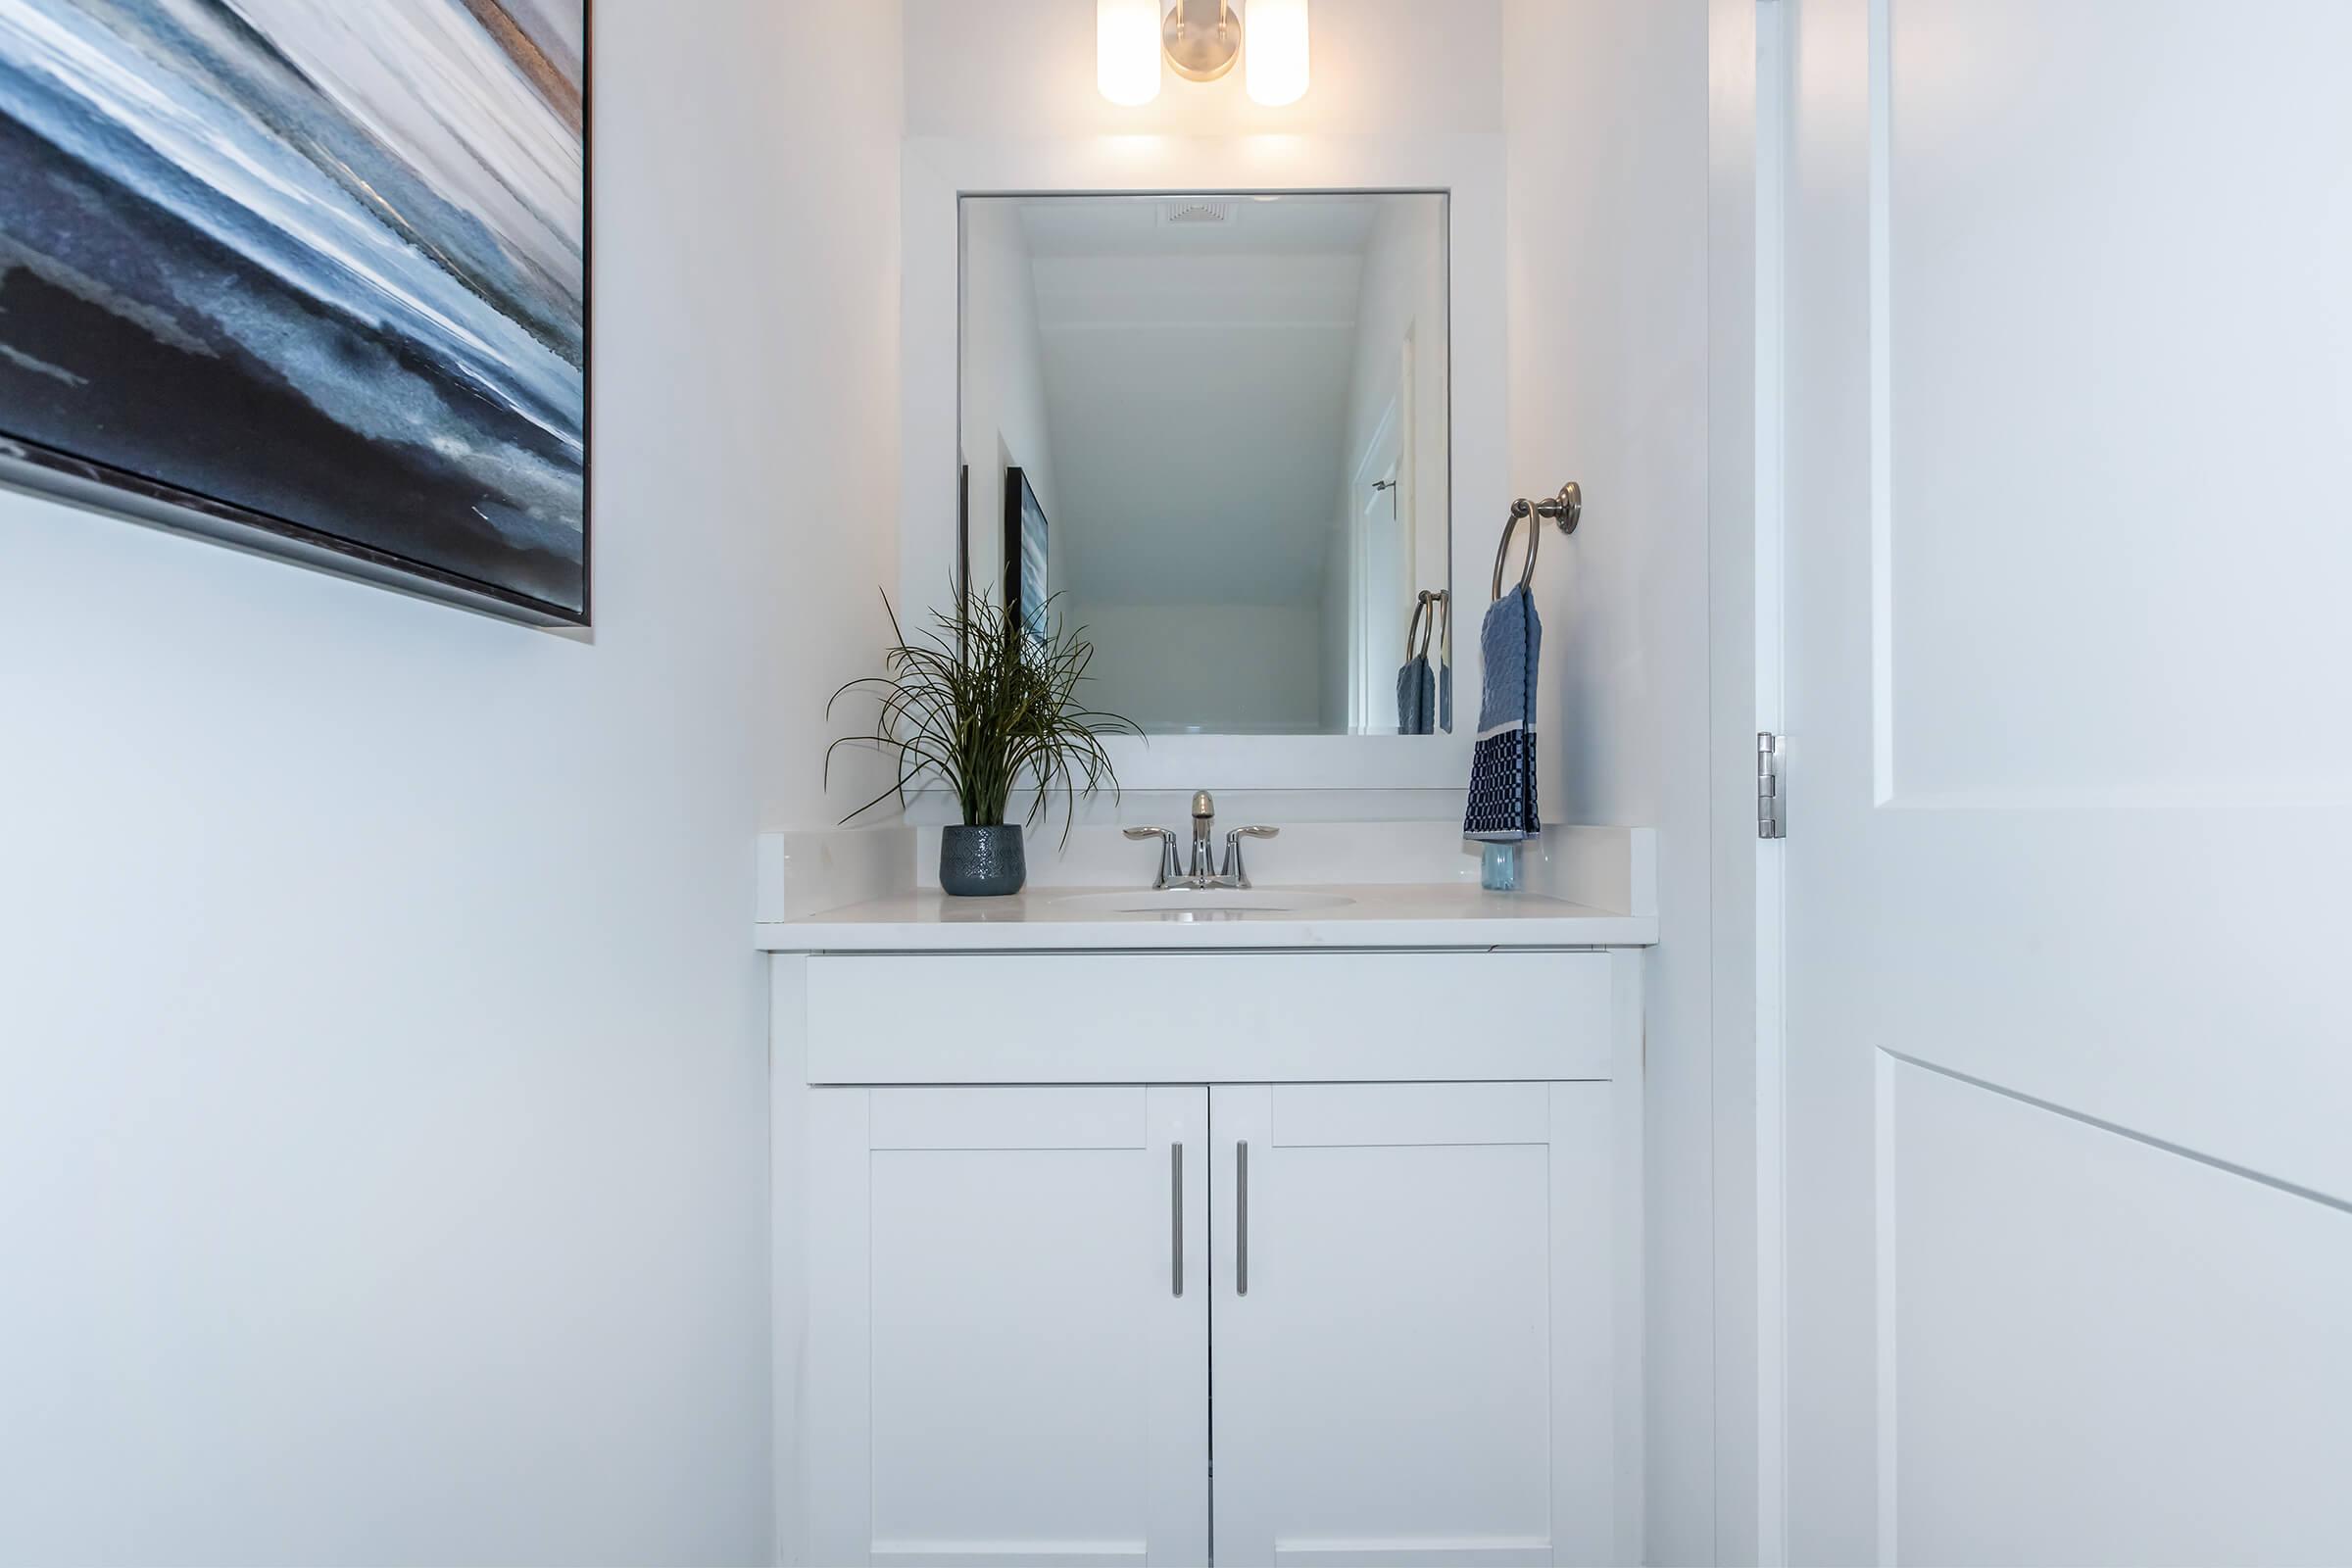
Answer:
1210, 1083, 1616, 1568
806, 1086, 1208, 1566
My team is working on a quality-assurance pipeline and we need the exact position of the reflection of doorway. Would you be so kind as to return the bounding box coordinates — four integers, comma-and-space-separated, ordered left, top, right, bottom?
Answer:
1348, 355, 1414, 728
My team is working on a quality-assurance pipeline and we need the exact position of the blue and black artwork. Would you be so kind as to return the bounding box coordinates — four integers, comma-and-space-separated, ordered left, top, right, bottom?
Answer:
0, 1, 587, 621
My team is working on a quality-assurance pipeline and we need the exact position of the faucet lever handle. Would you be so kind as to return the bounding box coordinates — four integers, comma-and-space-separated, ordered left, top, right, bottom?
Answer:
1125, 826, 1183, 891
1220, 825, 1280, 889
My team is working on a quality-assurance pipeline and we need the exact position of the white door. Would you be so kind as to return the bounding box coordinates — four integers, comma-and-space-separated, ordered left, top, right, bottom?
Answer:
1209, 1082, 1624, 1567
804, 1086, 1208, 1566
1778, 2, 2352, 1563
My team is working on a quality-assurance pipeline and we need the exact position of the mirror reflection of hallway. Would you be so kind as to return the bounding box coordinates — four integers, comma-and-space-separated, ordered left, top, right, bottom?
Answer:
959, 192, 1451, 736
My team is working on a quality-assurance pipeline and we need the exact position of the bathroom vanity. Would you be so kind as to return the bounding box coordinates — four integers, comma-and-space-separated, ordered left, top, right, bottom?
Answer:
762, 826, 1654, 1567
776, 155, 1651, 1565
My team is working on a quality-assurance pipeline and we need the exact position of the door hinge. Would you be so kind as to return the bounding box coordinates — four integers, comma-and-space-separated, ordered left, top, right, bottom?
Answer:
1757, 732, 1786, 839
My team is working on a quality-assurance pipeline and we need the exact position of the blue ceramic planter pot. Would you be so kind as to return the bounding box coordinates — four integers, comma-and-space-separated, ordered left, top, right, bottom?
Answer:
940, 823, 1026, 897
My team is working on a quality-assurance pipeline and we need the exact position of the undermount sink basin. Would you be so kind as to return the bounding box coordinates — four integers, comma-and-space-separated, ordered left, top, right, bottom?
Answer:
1049, 889, 1357, 917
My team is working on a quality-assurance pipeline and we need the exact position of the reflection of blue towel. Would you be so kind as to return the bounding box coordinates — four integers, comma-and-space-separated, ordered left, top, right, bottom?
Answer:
1396, 655, 1436, 735
1439, 659, 1453, 733
1464, 585, 1542, 842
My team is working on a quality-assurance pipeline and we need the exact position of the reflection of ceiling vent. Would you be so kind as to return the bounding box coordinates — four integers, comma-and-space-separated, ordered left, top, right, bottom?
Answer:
1160, 199, 1233, 226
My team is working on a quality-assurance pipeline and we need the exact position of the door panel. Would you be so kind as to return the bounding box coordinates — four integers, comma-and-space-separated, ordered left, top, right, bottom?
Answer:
1887, 1060, 2352, 1567
1782, 1, 2352, 1561
807, 1086, 1208, 1566
1210, 1083, 1618, 1568
1882, 2, 2352, 804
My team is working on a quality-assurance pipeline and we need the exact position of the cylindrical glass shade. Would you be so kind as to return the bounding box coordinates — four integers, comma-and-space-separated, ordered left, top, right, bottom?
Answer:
1098, 0, 1163, 105
1244, 0, 1309, 106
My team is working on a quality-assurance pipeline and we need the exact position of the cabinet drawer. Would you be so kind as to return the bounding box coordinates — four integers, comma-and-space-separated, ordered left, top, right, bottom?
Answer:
798, 950, 1632, 1085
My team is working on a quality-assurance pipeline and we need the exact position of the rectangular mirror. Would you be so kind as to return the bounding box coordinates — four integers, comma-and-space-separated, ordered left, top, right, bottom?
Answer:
960, 191, 1451, 736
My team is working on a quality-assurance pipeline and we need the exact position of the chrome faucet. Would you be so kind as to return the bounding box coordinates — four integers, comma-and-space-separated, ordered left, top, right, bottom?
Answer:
1125, 791, 1279, 891
1188, 790, 1218, 884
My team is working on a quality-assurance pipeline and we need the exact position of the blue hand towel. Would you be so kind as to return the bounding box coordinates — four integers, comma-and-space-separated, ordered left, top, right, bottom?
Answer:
1396, 655, 1436, 735
1464, 584, 1542, 842
1439, 658, 1453, 734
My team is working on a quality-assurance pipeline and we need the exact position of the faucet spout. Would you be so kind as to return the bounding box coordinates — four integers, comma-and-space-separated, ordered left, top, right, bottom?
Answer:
1189, 791, 1217, 885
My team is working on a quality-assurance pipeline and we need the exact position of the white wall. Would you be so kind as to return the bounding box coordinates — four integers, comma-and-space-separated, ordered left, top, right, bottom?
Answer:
1504, 1, 1715, 1562
1077, 602, 1323, 733
1319, 499, 1354, 730
959, 202, 1058, 615
0, 2, 902, 1562
1035, 247, 1358, 613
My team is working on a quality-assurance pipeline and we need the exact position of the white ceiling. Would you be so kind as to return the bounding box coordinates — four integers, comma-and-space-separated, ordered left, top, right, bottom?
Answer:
1019, 195, 1382, 258
997, 196, 1406, 609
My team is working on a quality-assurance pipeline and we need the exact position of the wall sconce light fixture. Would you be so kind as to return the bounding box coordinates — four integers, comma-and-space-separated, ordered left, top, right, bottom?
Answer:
1097, 0, 1311, 108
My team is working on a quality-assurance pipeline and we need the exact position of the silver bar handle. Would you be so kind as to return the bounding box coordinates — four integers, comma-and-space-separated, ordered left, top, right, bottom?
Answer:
1170, 1143, 1184, 1298
1236, 1140, 1250, 1297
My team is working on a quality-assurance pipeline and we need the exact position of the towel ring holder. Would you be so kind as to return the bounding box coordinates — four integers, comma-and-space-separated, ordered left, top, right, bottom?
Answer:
1404, 590, 1438, 661
1490, 481, 1584, 600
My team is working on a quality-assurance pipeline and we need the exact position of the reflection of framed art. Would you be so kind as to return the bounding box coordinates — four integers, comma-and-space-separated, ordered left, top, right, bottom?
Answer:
956, 462, 971, 608
1003, 465, 1048, 642
0, 1, 589, 625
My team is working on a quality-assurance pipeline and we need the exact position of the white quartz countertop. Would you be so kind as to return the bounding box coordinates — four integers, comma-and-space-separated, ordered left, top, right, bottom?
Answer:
756, 881, 1658, 953
754, 822, 1659, 953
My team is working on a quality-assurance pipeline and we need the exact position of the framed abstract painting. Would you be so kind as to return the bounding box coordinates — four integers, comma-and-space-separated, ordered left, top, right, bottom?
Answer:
0, 0, 589, 625
1003, 464, 1047, 645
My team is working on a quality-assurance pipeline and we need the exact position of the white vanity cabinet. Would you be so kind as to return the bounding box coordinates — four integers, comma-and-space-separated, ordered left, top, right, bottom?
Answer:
805, 1085, 1210, 1567
776, 949, 1644, 1568
1209, 1082, 1616, 1568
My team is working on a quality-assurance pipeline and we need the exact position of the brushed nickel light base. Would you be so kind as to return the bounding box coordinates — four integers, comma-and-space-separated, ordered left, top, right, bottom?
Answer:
1161, 0, 1242, 82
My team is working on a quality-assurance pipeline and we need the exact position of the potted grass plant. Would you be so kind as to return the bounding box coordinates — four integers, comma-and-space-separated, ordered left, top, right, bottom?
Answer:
828, 591, 1139, 896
